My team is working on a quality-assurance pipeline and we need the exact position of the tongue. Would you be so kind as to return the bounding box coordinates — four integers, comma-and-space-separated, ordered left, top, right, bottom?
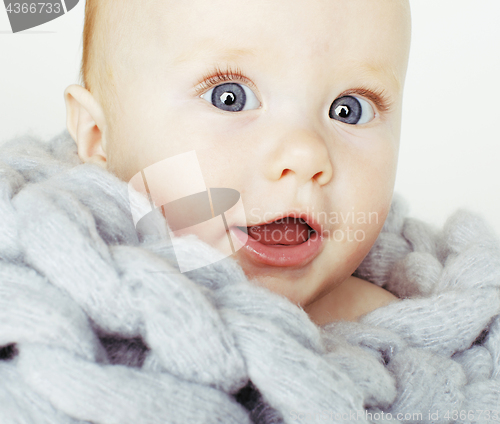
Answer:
248, 218, 312, 245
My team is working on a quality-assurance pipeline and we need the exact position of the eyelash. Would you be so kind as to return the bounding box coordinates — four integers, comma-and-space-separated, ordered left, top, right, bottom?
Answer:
194, 64, 258, 96
194, 65, 393, 115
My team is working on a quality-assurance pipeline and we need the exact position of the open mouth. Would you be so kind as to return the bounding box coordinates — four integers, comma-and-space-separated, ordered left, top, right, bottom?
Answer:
237, 217, 316, 246
231, 217, 324, 267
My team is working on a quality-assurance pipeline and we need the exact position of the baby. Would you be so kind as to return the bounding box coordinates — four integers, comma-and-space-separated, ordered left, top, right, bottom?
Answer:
64, 0, 411, 326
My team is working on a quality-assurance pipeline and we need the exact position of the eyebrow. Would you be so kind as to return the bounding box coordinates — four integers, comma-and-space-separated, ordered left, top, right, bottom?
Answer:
172, 46, 257, 66
347, 61, 402, 94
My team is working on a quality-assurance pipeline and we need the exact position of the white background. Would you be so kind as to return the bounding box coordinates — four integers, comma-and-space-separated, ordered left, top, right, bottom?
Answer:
1, 1, 499, 235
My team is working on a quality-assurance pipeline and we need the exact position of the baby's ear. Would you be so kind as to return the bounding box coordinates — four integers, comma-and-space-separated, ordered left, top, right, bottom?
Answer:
64, 84, 108, 170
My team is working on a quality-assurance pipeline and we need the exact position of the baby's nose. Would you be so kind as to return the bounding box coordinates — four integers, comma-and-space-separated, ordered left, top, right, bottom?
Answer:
262, 127, 334, 187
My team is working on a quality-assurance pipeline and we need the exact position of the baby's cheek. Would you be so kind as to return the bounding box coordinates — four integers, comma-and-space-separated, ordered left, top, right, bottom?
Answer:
104, 133, 137, 182
344, 235, 370, 272
346, 207, 387, 270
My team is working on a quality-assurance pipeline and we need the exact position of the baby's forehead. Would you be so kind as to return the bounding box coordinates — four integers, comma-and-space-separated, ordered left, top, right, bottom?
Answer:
98, 0, 409, 98
106, 0, 409, 47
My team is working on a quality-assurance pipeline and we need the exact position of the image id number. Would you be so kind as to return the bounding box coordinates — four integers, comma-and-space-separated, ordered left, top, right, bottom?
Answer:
444, 410, 500, 421
6, 3, 61, 14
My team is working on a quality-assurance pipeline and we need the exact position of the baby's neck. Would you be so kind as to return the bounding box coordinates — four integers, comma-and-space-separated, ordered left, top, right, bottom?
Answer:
305, 275, 399, 326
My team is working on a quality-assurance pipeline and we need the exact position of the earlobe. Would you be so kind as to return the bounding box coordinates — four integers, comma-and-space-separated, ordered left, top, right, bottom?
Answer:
63, 84, 108, 169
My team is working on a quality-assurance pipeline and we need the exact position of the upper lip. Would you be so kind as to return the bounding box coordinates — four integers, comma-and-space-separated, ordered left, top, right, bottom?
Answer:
235, 211, 324, 236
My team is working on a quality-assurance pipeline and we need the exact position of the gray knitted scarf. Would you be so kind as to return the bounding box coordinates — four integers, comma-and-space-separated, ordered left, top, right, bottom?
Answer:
1, 131, 499, 424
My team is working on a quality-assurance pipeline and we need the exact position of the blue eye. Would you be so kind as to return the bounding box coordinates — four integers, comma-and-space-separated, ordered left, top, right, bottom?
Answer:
329, 95, 375, 125
201, 82, 260, 112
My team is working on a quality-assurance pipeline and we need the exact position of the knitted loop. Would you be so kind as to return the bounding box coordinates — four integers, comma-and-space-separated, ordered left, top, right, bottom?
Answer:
349, 194, 500, 422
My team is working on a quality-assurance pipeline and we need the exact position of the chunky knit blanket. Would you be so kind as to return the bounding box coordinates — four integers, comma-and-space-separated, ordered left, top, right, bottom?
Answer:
1, 130, 500, 424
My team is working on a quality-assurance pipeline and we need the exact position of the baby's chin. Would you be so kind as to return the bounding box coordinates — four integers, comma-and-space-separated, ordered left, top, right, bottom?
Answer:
248, 231, 383, 308
244, 272, 317, 307
229, 253, 333, 307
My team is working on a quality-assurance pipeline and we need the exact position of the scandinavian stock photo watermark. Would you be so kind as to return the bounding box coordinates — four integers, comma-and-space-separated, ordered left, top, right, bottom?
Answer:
289, 409, 500, 422
128, 150, 248, 273
127, 150, 380, 274
290, 410, 422, 422
247, 208, 379, 245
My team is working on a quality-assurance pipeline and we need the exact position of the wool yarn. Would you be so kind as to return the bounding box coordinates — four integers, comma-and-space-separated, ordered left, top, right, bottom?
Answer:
0, 130, 499, 424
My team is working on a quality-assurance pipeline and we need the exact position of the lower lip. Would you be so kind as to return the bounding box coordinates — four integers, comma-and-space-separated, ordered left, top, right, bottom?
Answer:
230, 226, 324, 267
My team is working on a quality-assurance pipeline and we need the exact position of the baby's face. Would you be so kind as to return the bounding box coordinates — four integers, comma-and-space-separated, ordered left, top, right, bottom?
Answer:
100, 0, 410, 308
